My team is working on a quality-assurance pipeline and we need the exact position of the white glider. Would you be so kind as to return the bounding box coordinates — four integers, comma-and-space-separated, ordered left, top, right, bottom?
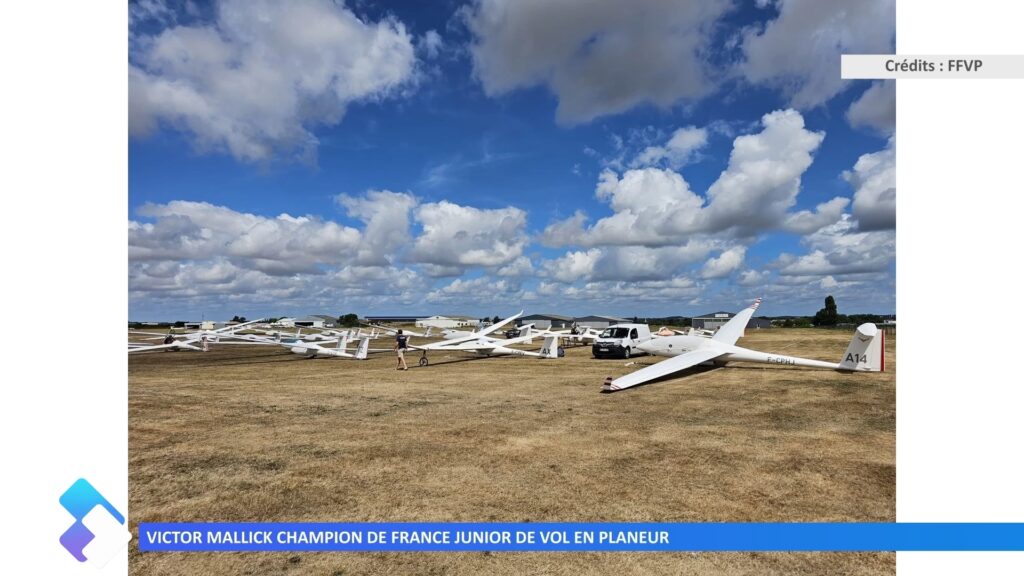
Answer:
128, 318, 265, 353
282, 334, 371, 359
364, 324, 434, 338
602, 299, 884, 392
407, 312, 561, 366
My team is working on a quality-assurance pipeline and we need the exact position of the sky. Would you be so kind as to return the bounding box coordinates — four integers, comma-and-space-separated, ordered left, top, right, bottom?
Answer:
128, 0, 896, 321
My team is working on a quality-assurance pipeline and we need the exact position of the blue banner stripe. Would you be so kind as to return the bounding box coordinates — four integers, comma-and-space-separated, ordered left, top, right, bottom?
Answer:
138, 523, 1024, 552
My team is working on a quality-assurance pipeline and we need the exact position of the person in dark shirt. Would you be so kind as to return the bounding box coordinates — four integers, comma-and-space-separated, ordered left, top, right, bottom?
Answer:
394, 329, 409, 370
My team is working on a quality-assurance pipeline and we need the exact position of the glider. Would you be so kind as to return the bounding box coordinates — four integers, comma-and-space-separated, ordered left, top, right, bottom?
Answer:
282, 334, 371, 359
602, 298, 884, 392
408, 312, 561, 365
128, 318, 265, 353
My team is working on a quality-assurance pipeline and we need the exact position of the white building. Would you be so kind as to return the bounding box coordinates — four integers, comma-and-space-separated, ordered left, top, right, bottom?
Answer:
296, 315, 337, 328
416, 315, 475, 329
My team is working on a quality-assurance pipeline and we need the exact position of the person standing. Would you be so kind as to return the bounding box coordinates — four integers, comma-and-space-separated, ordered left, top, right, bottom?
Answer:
395, 329, 409, 370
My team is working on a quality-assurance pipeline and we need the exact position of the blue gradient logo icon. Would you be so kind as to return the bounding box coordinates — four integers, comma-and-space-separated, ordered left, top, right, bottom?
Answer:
59, 478, 131, 564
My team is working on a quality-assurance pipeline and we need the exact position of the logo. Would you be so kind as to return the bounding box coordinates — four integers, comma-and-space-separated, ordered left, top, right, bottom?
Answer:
59, 479, 132, 565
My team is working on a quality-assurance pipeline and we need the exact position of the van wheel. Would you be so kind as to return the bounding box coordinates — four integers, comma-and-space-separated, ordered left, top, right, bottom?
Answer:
623, 347, 631, 359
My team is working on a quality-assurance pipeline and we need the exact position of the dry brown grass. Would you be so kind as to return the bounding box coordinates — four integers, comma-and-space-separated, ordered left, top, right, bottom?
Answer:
129, 327, 895, 575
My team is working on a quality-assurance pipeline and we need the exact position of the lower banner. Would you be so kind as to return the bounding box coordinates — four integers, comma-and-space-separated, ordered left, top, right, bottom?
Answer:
138, 523, 1024, 552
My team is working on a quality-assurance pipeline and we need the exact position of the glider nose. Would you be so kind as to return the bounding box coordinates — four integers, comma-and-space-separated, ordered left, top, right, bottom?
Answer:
637, 340, 657, 354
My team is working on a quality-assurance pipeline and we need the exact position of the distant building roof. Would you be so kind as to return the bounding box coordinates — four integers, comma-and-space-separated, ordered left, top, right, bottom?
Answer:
365, 315, 429, 322
299, 314, 336, 322
574, 315, 629, 323
520, 313, 574, 321
694, 311, 735, 320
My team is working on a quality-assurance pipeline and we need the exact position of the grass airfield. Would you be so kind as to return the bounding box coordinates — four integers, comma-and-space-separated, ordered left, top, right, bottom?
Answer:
129, 327, 895, 575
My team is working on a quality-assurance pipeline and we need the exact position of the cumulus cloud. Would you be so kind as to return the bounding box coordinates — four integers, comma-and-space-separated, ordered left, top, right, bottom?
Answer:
462, 0, 731, 123
632, 126, 708, 168
782, 196, 850, 234
737, 269, 770, 286
128, 193, 420, 312
542, 249, 601, 283
538, 277, 703, 304
701, 247, 746, 279
128, 191, 539, 315
131, 201, 363, 275
542, 243, 716, 283
741, 0, 895, 109
542, 109, 826, 246
425, 276, 523, 305
776, 214, 894, 276
845, 138, 896, 231
847, 80, 896, 134
496, 256, 535, 277
409, 201, 528, 269
129, 0, 418, 162
336, 190, 417, 266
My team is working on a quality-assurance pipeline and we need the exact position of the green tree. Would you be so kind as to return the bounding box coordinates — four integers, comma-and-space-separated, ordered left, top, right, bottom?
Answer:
338, 313, 360, 327
492, 315, 501, 324
230, 315, 247, 323
813, 295, 839, 326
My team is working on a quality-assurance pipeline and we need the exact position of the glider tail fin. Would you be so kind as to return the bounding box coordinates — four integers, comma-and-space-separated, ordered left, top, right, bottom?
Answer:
539, 335, 560, 359
838, 323, 884, 372
337, 333, 349, 350
712, 297, 762, 345
355, 337, 370, 360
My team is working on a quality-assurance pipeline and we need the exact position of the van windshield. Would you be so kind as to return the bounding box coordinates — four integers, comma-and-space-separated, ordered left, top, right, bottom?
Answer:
600, 327, 630, 339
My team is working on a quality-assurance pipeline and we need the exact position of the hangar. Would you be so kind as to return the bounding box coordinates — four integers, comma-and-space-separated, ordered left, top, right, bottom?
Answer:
693, 311, 772, 331
296, 315, 337, 328
365, 315, 428, 325
517, 313, 574, 330
573, 315, 629, 329
416, 315, 476, 329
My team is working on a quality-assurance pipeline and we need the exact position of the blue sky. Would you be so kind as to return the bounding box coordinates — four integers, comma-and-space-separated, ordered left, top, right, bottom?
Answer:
128, 0, 895, 321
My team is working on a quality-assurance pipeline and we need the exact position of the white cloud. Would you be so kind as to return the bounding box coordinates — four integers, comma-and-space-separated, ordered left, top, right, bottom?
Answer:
846, 80, 896, 134
542, 249, 601, 283
782, 196, 850, 234
462, 0, 731, 123
496, 256, 535, 277
129, 193, 537, 314
542, 243, 715, 283
130, 201, 363, 275
701, 247, 746, 279
410, 201, 528, 269
776, 214, 894, 276
542, 109, 826, 246
737, 269, 770, 286
538, 277, 703, 304
845, 138, 896, 231
419, 30, 444, 59
336, 190, 417, 266
129, 0, 418, 162
741, 0, 895, 108
632, 126, 708, 169
425, 276, 523, 305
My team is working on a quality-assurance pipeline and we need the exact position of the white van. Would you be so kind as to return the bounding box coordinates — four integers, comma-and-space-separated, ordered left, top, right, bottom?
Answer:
592, 323, 652, 359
